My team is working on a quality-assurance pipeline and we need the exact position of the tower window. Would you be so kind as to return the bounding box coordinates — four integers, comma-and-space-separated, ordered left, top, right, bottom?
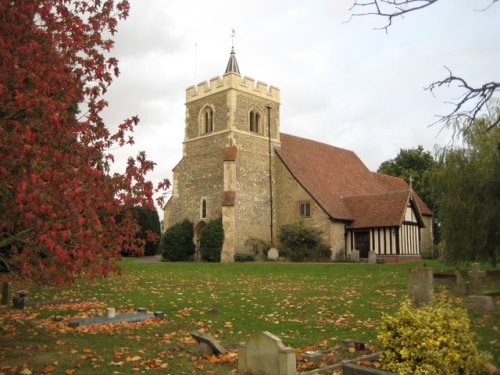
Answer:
201, 199, 207, 219
249, 110, 260, 133
201, 107, 214, 135
299, 201, 311, 218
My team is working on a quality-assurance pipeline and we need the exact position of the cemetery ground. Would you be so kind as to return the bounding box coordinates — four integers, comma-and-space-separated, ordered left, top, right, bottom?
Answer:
0, 260, 498, 375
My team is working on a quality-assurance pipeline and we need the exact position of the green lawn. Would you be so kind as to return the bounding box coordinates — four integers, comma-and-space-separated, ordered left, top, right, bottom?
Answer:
0, 260, 498, 374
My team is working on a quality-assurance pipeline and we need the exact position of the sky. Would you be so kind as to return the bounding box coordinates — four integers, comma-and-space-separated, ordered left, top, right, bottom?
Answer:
101, 0, 500, 207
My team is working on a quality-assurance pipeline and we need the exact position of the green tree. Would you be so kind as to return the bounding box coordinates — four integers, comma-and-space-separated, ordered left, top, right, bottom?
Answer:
436, 109, 500, 267
133, 207, 161, 256
377, 146, 440, 241
200, 218, 224, 262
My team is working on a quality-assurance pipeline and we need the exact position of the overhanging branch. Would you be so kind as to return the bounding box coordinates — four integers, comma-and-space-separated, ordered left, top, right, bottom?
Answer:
426, 67, 500, 134
347, 0, 439, 31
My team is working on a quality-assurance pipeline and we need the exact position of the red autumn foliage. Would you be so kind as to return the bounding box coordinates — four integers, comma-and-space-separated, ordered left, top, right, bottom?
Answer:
0, 0, 169, 283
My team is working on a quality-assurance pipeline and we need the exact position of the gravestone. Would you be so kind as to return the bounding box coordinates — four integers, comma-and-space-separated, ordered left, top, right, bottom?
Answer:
268, 248, 279, 261
190, 331, 227, 355
468, 263, 486, 295
408, 267, 433, 306
1, 282, 11, 305
368, 251, 377, 264
238, 331, 296, 375
466, 295, 495, 313
303, 351, 322, 365
451, 270, 466, 295
349, 249, 360, 263
106, 307, 116, 318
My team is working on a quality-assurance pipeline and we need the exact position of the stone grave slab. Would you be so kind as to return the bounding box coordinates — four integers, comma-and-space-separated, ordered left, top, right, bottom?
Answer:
239, 331, 296, 375
68, 309, 155, 328
368, 251, 377, 264
190, 331, 227, 355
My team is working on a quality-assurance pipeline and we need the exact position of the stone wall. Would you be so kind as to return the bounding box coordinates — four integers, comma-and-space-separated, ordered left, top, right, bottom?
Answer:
274, 156, 333, 249
185, 91, 228, 140
231, 132, 279, 252
329, 221, 346, 259
165, 134, 227, 228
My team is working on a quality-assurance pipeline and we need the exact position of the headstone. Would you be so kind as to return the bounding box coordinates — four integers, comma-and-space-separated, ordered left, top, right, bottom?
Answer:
349, 249, 360, 263
368, 251, 377, 264
451, 270, 466, 295
408, 267, 433, 306
303, 351, 322, 365
466, 295, 495, 313
342, 338, 355, 348
106, 307, 116, 318
468, 263, 486, 295
1, 282, 11, 305
11, 290, 29, 309
268, 248, 279, 261
238, 331, 296, 375
189, 331, 227, 355
154, 311, 164, 319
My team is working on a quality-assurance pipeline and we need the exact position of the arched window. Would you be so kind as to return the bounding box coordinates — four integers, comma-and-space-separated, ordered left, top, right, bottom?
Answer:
249, 110, 260, 133
201, 199, 207, 219
200, 106, 214, 135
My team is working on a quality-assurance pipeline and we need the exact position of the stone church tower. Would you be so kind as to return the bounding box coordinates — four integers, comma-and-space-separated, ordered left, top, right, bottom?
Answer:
164, 48, 280, 262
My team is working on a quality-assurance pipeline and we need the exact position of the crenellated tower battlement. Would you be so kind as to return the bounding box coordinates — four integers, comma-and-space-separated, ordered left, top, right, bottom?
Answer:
186, 72, 280, 103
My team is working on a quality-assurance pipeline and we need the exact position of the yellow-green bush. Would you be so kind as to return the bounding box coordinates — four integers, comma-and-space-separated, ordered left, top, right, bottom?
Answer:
378, 297, 491, 374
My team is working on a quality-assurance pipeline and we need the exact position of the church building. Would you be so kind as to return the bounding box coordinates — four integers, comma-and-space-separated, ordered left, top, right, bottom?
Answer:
163, 48, 433, 262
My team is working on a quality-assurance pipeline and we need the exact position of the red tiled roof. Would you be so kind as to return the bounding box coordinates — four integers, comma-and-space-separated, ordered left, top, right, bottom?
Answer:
343, 191, 409, 228
372, 173, 432, 215
276, 133, 432, 225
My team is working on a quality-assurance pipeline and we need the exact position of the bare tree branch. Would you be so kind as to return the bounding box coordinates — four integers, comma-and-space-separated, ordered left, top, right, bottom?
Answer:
475, 0, 498, 11
347, 0, 438, 31
426, 67, 500, 136
346, 0, 499, 135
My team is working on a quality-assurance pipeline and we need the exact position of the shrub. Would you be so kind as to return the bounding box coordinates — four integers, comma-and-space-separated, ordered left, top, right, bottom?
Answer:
244, 237, 271, 260
161, 219, 195, 261
279, 221, 331, 262
378, 297, 491, 374
200, 218, 224, 262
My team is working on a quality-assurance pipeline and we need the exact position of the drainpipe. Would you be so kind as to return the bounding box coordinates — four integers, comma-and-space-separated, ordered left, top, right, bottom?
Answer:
267, 104, 273, 245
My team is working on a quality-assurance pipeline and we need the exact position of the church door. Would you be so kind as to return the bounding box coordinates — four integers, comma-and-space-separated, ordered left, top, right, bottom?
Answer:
354, 231, 370, 258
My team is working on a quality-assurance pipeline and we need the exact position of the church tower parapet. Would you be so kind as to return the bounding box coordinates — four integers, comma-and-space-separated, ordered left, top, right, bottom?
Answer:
186, 73, 280, 104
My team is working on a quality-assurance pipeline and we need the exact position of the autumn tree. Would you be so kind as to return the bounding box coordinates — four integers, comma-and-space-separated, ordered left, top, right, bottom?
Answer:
435, 106, 500, 267
347, 0, 499, 135
377, 146, 440, 242
119, 206, 162, 257
0, 1, 168, 283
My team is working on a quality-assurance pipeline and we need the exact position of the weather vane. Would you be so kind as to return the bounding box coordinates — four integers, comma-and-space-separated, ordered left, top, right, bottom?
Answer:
231, 29, 236, 49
